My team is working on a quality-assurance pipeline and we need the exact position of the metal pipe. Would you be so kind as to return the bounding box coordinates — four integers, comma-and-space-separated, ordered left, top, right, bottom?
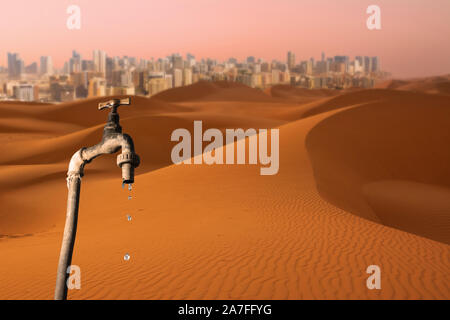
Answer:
54, 98, 139, 300
54, 174, 81, 300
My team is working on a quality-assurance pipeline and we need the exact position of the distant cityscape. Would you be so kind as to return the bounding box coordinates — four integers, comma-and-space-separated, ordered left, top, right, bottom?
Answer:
1, 51, 387, 103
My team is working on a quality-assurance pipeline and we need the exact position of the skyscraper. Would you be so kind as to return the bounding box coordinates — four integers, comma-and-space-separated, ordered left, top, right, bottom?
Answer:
40, 56, 53, 75
105, 57, 114, 85
183, 68, 193, 86
8, 53, 24, 79
287, 51, 295, 70
371, 56, 380, 73
70, 50, 82, 74
355, 56, 364, 72
306, 60, 313, 75
172, 55, 183, 70
334, 56, 350, 73
13, 84, 34, 101
172, 69, 183, 87
186, 53, 196, 67
93, 50, 107, 75
186, 53, 195, 60
88, 77, 106, 97
25, 62, 38, 74
364, 56, 372, 74
7, 53, 17, 78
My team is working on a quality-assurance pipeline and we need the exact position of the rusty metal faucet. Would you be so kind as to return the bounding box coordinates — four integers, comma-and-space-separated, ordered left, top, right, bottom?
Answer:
54, 98, 140, 300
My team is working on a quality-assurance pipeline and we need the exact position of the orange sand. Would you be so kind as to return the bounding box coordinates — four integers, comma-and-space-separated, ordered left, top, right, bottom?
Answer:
0, 81, 449, 299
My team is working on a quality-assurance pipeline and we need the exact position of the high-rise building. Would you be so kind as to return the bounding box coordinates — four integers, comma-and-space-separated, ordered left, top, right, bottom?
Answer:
147, 74, 168, 96
287, 51, 296, 70
88, 77, 106, 97
7, 53, 17, 78
183, 68, 193, 86
186, 53, 196, 67
111, 69, 132, 87
371, 56, 380, 73
172, 55, 183, 70
63, 61, 70, 75
105, 57, 115, 85
50, 83, 75, 102
165, 74, 173, 90
353, 59, 362, 74
69, 50, 82, 74
13, 84, 34, 101
138, 59, 149, 71
355, 56, 364, 67
261, 62, 271, 73
364, 56, 372, 74
306, 60, 313, 75
25, 62, 38, 74
81, 60, 94, 72
40, 56, 53, 76
120, 70, 132, 87
93, 50, 107, 75
72, 71, 89, 98
172, 69, 183, 87
128, 57, 137, 67
271, 69, 280, 84
8, 53, 24, 79
315, 61, 327, 74
334, 56, 349, 72
252, 63, 261, 74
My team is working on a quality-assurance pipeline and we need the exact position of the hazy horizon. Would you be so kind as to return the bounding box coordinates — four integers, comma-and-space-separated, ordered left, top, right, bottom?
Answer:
1, 0, 449, 78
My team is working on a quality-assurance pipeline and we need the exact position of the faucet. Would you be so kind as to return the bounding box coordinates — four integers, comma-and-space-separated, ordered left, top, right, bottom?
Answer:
54, 98, 140, 300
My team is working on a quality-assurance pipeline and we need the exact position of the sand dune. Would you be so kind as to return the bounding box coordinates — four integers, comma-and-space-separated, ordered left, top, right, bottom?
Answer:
267, 84, 339, 104
305, 91, 450, 243
153, 81, 280, 103
0, 81, 448, 300
376, 75, 450, 95
274, 88, 398, 121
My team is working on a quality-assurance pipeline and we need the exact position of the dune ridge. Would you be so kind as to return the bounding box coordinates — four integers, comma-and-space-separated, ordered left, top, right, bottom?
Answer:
0, 79, 448, 300
376, 74, 450, 95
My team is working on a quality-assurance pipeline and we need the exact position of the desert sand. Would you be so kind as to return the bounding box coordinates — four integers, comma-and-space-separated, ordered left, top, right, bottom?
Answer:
0, 80, 449, 299
375, 74, 450, 96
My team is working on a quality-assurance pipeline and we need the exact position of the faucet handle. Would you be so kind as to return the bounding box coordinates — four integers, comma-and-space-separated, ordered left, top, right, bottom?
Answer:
98, 98, 131, 112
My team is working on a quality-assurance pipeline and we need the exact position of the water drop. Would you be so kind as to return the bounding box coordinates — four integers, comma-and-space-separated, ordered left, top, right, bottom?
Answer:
122, 182, 125, 189
124, 254, 130, 261
127, 215, 132, 221
128, 196, 132, 200
128, 184, 132, 191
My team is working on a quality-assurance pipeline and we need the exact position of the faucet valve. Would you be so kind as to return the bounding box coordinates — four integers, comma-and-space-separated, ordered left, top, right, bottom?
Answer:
99, 98, 131, 136
98, 98, 131, 112
117, 151, 140, 184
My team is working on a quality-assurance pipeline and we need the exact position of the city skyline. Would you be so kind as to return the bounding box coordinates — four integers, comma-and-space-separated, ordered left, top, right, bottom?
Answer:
1, 0, 449, 78
2, 49, 382, 74
1, 49, 384, 103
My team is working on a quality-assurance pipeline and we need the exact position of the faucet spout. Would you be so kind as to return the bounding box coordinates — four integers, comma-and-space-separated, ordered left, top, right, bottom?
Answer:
55, 98, 140, 300
68, 133, 140, 183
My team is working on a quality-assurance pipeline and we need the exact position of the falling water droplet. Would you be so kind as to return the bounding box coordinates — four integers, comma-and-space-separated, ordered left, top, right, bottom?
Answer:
128, 184, 132, 191
128, 196, 132, 200
124, 254, 130, 261
127, 215, 132, 221
122, 182, 125, 189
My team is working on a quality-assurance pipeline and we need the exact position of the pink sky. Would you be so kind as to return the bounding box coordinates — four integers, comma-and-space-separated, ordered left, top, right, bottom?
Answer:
1, 0, 449, 78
